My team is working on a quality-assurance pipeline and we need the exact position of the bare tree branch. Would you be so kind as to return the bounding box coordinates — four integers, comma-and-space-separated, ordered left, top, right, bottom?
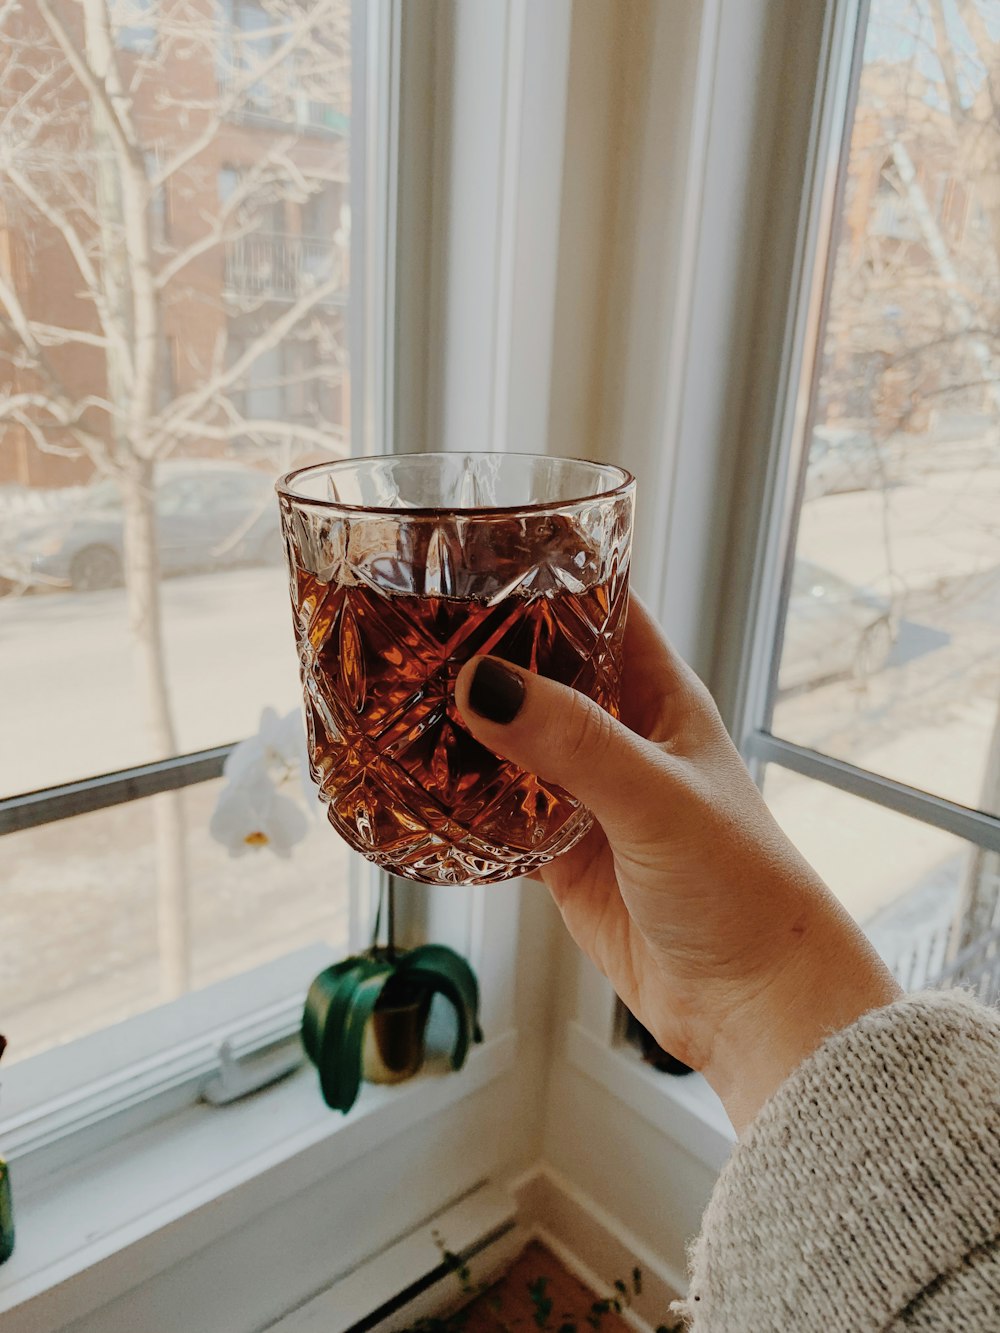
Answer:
150, 269, 343, 453
26, 323, 110, 349
150, 0, 342, 190
152, 140, 301, 290
8, 406, 83, 458
5, 163, 132, 375
34, 0, 138, 160
166, 416, 346, 450
928, 0, 965, 121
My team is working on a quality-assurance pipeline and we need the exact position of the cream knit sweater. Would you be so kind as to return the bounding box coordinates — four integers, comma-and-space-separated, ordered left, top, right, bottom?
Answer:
676, 992, 1000, 1331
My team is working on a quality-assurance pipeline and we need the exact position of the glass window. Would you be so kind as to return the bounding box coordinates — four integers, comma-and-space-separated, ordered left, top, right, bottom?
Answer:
216, 0, 350, 133
762, 766, 998, 1002
2, 778, 349, 1063
0, 0, 355, 1064
114, 0, 157, 54
754, 0, 1000, 1003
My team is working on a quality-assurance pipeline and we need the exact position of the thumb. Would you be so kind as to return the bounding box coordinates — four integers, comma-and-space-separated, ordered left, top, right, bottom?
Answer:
454, 655, 667, 837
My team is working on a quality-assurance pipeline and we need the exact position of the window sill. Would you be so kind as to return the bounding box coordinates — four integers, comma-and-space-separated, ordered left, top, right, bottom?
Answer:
565, 1021, 734, 1173
0, 1028, 517, 1333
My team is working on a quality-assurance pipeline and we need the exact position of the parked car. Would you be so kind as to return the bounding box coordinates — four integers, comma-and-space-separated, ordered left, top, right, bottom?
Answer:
804, 426, 887, 499
5, 462, 281, 592
778, 558, 896, 691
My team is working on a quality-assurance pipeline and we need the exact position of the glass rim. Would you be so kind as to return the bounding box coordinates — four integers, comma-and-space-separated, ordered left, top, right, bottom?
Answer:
275, 451, 635, 518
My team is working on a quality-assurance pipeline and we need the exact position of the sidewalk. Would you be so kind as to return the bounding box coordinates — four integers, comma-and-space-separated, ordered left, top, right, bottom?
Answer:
796, 463, 1000, 599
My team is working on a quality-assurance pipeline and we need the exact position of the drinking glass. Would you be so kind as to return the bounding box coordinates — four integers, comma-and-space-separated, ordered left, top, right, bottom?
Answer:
276, 453, 634, 885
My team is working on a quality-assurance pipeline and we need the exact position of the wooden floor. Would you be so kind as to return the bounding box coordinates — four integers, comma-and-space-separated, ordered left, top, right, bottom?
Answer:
458, 1241, 632, 1332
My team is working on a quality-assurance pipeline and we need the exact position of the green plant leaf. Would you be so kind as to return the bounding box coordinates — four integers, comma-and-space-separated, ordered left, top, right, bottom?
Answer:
303, 957, 394, 1112
320, 968, 394, 1112
400, 945, 484, 1043
417, 970, 474, 1069
302, 956, 368, 1064
316, 959, 383, 1051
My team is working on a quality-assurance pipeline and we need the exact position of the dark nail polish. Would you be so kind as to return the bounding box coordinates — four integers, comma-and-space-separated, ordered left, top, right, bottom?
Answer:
468, 658, 525, 724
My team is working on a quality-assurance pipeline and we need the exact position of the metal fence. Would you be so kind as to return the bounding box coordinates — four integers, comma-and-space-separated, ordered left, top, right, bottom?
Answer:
888, 918, 1000, 1007
223, 232, 345, 303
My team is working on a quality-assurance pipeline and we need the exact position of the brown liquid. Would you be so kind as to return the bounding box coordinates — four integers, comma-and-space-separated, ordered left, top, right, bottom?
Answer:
291, 571, 628, 883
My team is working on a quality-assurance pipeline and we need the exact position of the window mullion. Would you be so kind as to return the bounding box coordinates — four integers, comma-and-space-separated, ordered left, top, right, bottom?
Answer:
730, 0, 869, 751
0, 745, 234, 835
750, 731, 1000, 855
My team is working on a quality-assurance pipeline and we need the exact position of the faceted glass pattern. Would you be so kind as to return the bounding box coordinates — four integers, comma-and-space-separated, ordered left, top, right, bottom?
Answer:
277, 453, 635, 884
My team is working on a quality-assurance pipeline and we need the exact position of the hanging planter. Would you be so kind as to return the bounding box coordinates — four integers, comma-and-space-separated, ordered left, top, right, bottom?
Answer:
301, 882, 483, 1113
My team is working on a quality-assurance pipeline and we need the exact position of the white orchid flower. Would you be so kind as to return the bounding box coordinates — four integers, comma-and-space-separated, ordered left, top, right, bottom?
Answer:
225, 707, 304, 784
210, 770, 308, 858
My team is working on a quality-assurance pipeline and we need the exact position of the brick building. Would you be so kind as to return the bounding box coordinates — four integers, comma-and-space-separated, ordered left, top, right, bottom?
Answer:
820, 61, 996, 433
0, 0, 350, 491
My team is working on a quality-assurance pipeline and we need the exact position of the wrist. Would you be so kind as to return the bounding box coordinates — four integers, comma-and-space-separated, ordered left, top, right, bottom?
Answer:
700, 907, 901, 1136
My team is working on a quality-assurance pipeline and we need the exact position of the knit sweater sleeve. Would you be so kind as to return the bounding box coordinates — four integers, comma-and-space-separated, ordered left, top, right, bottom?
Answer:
676, 991, 1000, 1331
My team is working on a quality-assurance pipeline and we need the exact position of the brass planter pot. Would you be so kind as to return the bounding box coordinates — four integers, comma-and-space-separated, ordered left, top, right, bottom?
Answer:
362, 991, 432, 1085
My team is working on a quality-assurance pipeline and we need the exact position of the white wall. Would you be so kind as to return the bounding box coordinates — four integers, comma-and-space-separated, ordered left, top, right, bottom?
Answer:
535, 0, 830, 1287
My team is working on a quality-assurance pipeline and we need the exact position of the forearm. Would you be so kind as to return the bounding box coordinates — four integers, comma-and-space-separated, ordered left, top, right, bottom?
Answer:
679, 991, 1000, 1331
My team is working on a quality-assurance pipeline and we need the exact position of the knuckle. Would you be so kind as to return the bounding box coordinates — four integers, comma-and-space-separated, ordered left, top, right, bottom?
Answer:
559, 689, 613, 773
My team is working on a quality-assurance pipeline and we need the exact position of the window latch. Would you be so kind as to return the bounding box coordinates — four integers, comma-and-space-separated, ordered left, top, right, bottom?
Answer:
201, 1036, 303, 1106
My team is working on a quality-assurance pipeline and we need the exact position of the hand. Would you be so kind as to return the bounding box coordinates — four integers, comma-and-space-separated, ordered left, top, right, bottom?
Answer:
454, 595, 899, 1134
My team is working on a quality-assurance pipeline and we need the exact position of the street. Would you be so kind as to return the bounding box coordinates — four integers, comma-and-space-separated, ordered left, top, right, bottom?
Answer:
767, 456, 1000, 971
0, 564, 301, 796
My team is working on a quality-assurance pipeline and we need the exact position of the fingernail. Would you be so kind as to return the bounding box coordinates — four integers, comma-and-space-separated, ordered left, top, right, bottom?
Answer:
468, 658, 525, 724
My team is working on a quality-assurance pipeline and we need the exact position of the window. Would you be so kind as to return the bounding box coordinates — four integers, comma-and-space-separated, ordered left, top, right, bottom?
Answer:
217, 0, 351, 135
744, 0, 1000, 1005
0, 0, 354, 1087
146, 150, 170, 246
0, 1, 566, 1324
230, 0, 275, 115
114, 0, 157, 54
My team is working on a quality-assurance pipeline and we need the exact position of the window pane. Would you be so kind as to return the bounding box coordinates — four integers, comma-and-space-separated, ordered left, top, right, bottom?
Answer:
762, 766, 999, 1004
1, 777, 350, 1063
770, 0, 1000, 817
1, 560, 302, 794
0, 0, 352, 797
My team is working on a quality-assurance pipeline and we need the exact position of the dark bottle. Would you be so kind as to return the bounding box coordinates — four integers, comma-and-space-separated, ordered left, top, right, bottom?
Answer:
0, 1036, 12, 1265
0, 1159, 13, 1265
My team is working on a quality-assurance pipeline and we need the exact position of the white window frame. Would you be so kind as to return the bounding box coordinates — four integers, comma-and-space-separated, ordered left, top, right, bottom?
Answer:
0, 2, 576, 1327
0, 0, 389, 1153
733, 0, 1000, 857
563, 0, 1000, 1184
554, 0, 870, 1160
558, 0, 833, 1168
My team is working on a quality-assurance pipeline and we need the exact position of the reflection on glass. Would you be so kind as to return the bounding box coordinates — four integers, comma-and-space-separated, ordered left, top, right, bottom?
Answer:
771, 0, 1000, 817
0, 544, 305, 796
762, 767, 998, 1003
0, 778, 349, 1063
0, 0, 353, 795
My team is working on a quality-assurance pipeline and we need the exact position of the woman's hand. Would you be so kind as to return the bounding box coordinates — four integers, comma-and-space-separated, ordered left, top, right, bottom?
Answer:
454, 595, 899, 1133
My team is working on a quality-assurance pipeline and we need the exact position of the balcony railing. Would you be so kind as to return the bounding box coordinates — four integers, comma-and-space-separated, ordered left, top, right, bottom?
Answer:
887, 915, 1000, 1008
223, 232, 346, 304
216, 65, 350, 137
936, 923, 1000, 1006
